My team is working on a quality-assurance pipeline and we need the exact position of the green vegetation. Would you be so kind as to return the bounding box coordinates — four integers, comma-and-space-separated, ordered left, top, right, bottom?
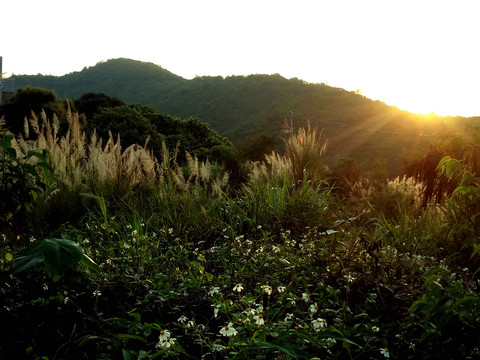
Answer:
1, 106, 479, 359
13, 58, 480, 177
0, 88, 235, 172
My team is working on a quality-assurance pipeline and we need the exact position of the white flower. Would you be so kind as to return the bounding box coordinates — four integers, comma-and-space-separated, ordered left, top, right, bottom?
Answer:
302, 292, 311, 302
312, 318, 327, 330
372, 326, 380, 333
93, 289, 102, 297
380, 348, 390, 358
233, 283, 244, 292
284, 313, 294, 321
208, 286, 220, 296
309, 302, 319, 314
261, 285, 272, 295
177, 315, 188, 323
256, 304, 264, 313
253, 314, 265, 326
219, 322, 238, 337
344, 274, 355, 283
277, 286, 286, 293
158, 329, 171, 342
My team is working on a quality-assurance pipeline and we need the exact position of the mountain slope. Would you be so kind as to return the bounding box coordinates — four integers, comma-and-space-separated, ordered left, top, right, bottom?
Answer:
12, 58, 475, 176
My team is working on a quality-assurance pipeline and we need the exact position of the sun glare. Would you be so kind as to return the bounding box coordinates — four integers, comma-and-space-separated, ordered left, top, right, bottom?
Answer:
359, 84, 479, 118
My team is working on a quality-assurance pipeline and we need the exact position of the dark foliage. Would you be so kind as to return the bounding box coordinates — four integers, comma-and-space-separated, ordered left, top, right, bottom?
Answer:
0, 87, 76, 137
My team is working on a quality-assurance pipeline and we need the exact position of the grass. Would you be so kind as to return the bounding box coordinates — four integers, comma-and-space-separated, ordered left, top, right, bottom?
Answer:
1, 116, 479, 359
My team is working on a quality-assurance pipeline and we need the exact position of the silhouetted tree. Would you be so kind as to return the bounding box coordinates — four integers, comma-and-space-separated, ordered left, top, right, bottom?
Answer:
74, 92, 124, 121
0, 87, 74, 136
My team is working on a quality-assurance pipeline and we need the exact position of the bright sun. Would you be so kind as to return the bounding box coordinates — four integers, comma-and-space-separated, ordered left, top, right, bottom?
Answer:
360, 83, 478, 118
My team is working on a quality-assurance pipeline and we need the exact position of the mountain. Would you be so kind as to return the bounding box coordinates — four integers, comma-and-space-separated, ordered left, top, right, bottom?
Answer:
11, 58, 478, 176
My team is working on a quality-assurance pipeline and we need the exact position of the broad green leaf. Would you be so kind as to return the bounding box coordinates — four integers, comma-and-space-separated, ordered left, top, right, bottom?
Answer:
13, 238, 92, 279
13, 252, 45, 273
40, 238, 83, 275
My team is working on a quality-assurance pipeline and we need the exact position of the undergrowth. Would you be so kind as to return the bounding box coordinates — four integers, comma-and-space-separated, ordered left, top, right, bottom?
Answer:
1, 115, 479, 359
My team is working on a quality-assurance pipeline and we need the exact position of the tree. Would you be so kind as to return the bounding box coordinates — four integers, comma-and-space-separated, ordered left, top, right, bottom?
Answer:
74, 92, 124, 121
88, 105, 163, 149
0, 87, 74, 136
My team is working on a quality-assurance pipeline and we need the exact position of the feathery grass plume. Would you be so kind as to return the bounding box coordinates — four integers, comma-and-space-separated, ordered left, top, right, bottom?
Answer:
199, 159, 211, 183
211, 172, 229, 197
28, 111, 40, 136
185, 152, 199, 187
249, 151, 293, 186
23, 118, 30, 138
0, 116, 6, 131
16, 110, 162, 189
172, 164, 187, 191
284, 124, 328, 183
123, 143, 158, 184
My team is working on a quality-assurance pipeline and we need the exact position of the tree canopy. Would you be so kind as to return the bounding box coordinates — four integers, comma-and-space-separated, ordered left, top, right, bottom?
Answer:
0, 87, 74, 135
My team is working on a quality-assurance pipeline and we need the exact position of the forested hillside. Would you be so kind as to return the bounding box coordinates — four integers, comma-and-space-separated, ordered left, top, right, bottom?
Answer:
12, 58, 480, 176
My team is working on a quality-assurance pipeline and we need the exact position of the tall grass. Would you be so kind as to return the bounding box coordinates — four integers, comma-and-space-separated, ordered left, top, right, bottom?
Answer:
13, 110, 159, 189
3, 110, 232, 234
241, 125, 332, 231
284, 124, 328, 183
4, 112, 480, 359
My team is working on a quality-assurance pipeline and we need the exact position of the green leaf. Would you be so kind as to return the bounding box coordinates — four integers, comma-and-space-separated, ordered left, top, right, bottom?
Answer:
13, 238, 85, 279
0, 133, 14, 149
13, 252, 45, 273
41, 238, 83, 274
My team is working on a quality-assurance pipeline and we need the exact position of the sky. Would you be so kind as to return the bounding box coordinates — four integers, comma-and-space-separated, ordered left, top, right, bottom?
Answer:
2, 0, 479, 117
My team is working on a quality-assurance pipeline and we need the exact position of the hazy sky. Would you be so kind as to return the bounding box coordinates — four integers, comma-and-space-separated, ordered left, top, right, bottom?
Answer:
2, 0, 479, 116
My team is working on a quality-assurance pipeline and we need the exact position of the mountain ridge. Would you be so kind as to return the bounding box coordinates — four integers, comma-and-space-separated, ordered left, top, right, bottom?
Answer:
11, 58, 478, 176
